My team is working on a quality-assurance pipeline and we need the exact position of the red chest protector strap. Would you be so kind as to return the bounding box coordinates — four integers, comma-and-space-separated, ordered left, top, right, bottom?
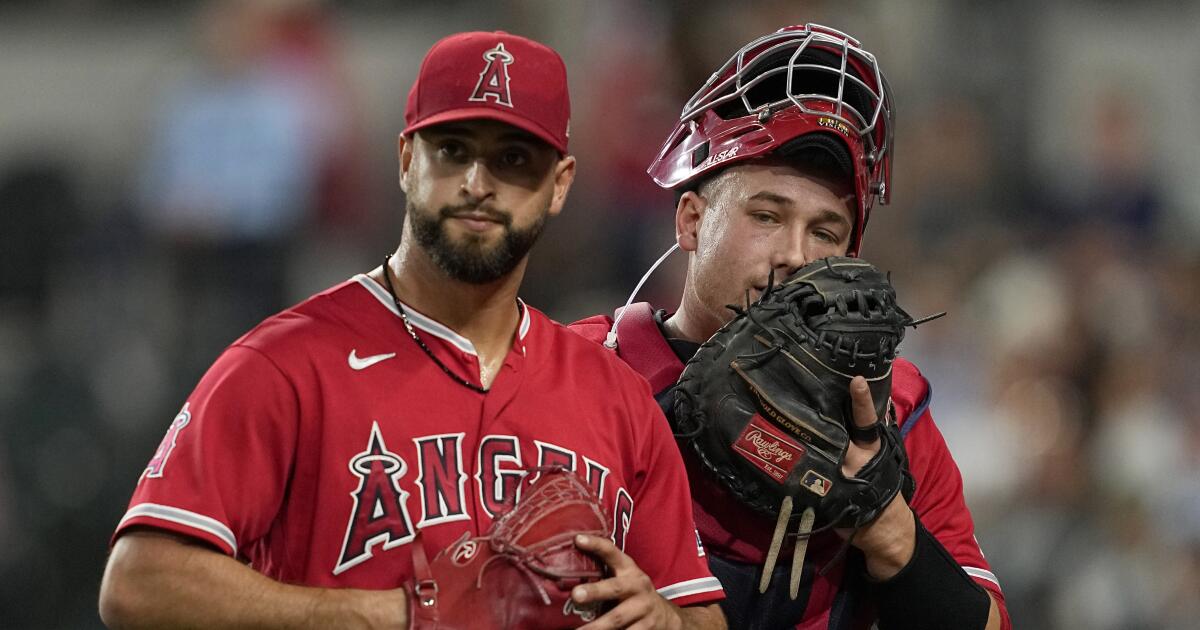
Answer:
612, 303, 685, 394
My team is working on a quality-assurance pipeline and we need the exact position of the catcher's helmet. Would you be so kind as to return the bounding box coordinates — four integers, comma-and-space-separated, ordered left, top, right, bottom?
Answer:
647, 23, 894, 255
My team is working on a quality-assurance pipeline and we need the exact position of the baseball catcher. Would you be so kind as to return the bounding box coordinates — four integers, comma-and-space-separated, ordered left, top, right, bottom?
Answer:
674, 256, 939, 597
406, 467, 611, 629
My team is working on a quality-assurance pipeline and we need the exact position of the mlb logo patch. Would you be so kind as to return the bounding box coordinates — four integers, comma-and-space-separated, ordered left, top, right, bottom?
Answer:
800, 470, 832, 497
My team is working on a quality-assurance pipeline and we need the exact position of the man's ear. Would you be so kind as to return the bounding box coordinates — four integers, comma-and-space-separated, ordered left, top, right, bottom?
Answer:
398, 133, 414, 193
676, 191, 707, 253
547, 154, 576, 218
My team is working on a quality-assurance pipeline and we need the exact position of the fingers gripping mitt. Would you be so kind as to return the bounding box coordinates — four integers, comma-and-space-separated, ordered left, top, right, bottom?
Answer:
408, 467, 611, 629
674, 257, 933, 596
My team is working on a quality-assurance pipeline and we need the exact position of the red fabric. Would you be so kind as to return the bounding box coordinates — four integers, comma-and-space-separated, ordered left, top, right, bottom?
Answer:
115, 279, 721, 606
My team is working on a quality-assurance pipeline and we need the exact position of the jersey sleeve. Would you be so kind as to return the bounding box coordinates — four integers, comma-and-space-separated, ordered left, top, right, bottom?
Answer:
620, 377, 725, 608
113, 344, 299, 557
898, 378, 1011, 630
566, 314, 614, 345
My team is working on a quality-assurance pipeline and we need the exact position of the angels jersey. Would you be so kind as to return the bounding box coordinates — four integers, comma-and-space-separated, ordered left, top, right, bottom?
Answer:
570, 304, 1010, 629
115, 277, 724, 607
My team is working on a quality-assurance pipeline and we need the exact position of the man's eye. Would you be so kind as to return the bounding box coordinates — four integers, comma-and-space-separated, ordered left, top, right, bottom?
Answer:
813, 230, 838, 243
751, 212, 778, 224
499, 150, 529, 167
438, 142, 466, 159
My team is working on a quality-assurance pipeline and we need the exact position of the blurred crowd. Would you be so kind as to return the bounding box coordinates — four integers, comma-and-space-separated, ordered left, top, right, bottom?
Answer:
1, 1, 1198, 628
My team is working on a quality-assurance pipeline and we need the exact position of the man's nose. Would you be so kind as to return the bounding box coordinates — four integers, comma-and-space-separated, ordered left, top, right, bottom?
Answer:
772, 230, 811, 276
461, 159, 496, 200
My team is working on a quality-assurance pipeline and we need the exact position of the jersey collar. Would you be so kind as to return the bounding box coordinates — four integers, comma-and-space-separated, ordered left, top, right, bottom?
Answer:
354, 274, 532, 356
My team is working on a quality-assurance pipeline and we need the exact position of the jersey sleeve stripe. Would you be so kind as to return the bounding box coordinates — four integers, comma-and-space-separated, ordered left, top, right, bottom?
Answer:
964, 566, 1001, 588
899, 377, 933, 438
656, 576, 724, 600
119, 503, 238, 554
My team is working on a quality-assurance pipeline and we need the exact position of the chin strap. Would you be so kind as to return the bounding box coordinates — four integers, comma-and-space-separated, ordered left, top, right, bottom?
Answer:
604, 243, 680, 351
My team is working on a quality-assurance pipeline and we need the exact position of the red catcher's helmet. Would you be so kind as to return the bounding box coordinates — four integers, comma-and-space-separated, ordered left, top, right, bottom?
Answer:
647, 23, 894, 255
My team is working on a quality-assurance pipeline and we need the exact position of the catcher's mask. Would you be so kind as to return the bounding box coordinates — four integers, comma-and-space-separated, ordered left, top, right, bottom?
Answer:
647, 23, 894, 256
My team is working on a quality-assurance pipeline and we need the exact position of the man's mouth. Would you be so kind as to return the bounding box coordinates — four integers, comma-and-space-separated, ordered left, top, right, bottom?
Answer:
443, 207, 509, 231
450, 210, 503, 222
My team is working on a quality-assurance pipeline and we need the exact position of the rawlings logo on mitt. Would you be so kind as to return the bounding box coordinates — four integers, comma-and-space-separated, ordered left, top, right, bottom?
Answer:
674, 256, 938, 597
407, 467, 610, 629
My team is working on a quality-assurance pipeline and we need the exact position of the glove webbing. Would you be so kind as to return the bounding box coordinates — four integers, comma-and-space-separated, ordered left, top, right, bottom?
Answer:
486, 468, 609, 601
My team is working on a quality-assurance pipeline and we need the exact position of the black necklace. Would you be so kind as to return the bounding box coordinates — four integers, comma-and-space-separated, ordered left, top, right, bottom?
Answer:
381, 255, 489, 394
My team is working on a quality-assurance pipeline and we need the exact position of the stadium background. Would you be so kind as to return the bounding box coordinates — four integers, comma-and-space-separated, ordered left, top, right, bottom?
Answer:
1, 0, 1198, 627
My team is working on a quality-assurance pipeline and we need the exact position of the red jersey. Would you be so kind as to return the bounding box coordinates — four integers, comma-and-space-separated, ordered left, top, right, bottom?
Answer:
570, 303, 1009, 629
115, 278, 723, 607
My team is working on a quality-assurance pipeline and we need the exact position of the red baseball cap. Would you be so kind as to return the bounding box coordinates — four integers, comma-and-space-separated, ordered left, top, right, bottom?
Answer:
403, 31, 570, 154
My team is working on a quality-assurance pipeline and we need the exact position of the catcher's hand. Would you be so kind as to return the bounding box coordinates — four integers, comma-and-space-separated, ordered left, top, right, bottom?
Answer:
673, 257, 934, 595
842, 376, 887, 483
407, 467, 611, 629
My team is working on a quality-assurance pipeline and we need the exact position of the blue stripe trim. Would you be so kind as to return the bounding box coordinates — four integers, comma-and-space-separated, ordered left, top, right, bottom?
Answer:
899, 377, 932, 438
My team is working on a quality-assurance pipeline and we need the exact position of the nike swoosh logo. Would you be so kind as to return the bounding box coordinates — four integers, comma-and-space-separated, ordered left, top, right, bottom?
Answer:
348, 350, 396, 370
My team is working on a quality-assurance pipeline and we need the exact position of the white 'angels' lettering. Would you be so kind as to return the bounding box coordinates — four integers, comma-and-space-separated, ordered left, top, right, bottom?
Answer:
413, 433, 470, 527
333, 428, 633, 574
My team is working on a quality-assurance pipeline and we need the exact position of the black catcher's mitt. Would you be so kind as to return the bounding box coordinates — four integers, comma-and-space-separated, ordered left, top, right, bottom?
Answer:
674, 257, 931, 595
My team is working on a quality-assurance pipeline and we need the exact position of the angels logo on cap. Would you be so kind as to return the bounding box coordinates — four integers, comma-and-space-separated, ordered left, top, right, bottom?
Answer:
403, 31, 571, 153
470, 43, 515, 107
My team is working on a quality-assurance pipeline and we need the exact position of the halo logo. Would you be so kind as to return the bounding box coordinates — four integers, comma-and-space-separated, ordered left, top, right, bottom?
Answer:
470, 43, 515, 107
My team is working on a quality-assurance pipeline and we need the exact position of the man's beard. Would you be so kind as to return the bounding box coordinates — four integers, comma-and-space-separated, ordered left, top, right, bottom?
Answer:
408, 200, 548, 284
